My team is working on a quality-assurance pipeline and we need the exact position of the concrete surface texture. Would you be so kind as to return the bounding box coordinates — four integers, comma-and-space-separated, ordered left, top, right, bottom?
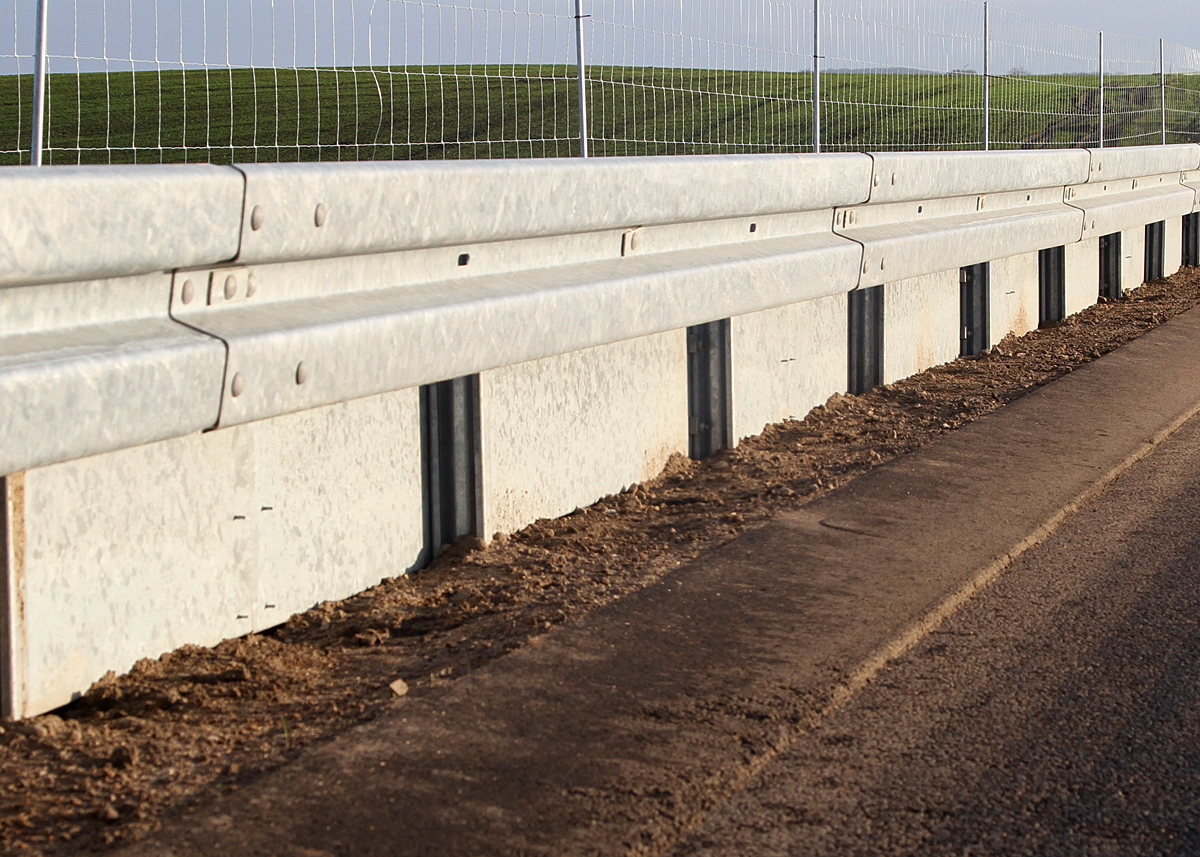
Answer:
14, 386, 425, 718
480, 330, 688, 537
1166, 215, 1184, 281
989, 250, 1041, 338
1121, 225, 1147, 294
116, 307, 1200, 857
674, 392, 1200, 857
1064, 236, 1102, 316
730, 293, 847, 441
881, 269, 959, 385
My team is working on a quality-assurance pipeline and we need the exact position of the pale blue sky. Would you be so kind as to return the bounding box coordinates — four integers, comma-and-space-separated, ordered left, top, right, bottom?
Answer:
4, 0, 1198, 75
995, 0, 1199, 47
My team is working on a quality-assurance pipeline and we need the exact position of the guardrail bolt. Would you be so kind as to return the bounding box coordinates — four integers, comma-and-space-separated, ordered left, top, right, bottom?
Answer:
224, 275, 238, 300
246, 273, 258, 297
180, 279, 194, 305
295, 362, 308, 385
231, 372, 245, 398
314, 203, 328, 228
250, 205, 265, 231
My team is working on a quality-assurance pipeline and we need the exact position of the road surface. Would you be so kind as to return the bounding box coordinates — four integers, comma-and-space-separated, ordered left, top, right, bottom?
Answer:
674, 411, 1200, 856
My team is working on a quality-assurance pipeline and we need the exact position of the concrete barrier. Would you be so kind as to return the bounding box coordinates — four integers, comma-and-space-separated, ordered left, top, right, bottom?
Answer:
3, 145, 1198, 717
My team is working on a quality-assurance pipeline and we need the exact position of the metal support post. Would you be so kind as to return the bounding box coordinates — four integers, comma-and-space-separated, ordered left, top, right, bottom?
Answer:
574, 0, 589, 158
31, 0, 49, 166
813, 0, 821, 153
1161, 38, 1168, 145
1098, 31, 1105, 149
983, 1, 990, 151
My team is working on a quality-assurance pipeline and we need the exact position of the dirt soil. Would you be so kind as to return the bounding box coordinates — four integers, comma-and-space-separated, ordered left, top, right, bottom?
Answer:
5, 270, 1200, 855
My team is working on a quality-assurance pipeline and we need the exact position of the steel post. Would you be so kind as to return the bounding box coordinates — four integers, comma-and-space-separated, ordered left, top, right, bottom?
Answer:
1161, 38, 1168, 145
983, 1, 990, 151
31, 0, 49, 166
813, 0, 821, 153
574, 0, 589, 158
1098, 32, 1105, 149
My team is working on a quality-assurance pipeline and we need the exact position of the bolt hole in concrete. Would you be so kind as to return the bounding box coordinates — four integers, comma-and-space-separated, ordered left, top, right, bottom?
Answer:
6, 272, 1200, 855
458, 253, 471, 266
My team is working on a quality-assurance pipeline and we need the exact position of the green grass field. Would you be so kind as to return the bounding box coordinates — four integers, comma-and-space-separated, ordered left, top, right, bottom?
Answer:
0, 65, 1196, 165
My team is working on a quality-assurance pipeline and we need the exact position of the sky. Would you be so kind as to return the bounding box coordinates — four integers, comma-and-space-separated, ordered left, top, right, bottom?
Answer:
993, 0, 1200, 48
4, 0, 1200, 76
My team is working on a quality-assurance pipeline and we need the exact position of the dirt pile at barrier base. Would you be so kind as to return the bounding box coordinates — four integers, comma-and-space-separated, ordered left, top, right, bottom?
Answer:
4, 269, 1200, 855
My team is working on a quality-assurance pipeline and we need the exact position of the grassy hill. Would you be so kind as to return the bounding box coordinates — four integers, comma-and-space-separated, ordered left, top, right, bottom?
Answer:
0, 65, 1194, 165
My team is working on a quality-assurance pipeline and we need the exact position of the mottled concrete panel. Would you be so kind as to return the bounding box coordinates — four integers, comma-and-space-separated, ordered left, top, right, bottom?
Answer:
20, 430, 253, 717
731, 293, 847, 441
15, 387, 424, 717
1165, 215, 1184, 277
480, 332, 688, 539
882, 270, 959, 385
1121, 225, 1146, 291
990, 251, 1040, 340
1064, 238, 1100, 317
250, 388, 424, 633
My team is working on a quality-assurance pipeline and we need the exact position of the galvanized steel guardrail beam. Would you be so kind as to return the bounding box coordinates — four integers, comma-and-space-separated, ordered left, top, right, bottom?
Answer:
2, 146, 1199, 477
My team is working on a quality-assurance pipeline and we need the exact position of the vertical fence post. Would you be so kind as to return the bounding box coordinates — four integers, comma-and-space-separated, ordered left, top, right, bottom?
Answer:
813, 0, 821, 153
30, 0, 49, 166
1098, 31, 1105, 149
1161, 38, 1168, 145
574, 0, 589, 158
983, 0, 990, 151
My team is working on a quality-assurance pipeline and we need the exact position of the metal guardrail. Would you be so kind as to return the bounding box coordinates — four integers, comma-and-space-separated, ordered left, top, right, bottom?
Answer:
3, 145, 1200, 478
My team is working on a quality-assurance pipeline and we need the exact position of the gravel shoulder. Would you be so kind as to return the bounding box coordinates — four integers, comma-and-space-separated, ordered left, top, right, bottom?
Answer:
4, 271, 1200, 855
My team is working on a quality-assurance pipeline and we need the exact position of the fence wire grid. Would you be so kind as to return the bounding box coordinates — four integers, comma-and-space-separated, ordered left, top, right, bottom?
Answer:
1, 0, 1199, 165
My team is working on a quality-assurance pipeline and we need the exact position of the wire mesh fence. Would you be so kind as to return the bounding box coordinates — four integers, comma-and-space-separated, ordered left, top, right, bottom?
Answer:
0, 0, 1197, 165
986, 7, 1100, 149
1164, 40, 1200, 144
585, 0, 811, 156
1103, 34, 1165, 148
818, 0, 984, 153
0, 0, 586, 164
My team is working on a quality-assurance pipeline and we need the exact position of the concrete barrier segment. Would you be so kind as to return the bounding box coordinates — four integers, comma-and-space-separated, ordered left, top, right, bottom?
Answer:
845, 203, 1084, 289
1067, 183, 1196, 242
194, 232, 863, 428
865, 148, 1092, 204
0, 163, 244, 289
1085, 143, 1200, 183
232, 153, 876, 265
0, 273, 226, 476
0, 321, 225, 476
1178, 169, 1200, 213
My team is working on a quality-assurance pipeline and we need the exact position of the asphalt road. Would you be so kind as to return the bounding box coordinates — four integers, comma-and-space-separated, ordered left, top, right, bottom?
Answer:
671, 413, 1200, 857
